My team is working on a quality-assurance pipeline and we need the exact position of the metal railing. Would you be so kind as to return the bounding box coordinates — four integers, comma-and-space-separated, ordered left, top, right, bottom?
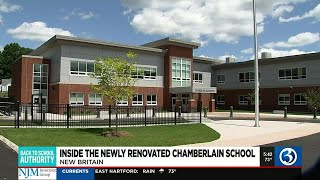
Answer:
9, 103, 202, 128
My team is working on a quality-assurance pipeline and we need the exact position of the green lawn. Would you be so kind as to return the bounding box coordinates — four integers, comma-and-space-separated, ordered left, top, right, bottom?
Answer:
0, 92, 8, 97
0, 124, 220, 146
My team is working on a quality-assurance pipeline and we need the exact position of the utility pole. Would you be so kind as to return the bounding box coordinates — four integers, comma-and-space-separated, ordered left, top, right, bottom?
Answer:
253, 0, 260, 127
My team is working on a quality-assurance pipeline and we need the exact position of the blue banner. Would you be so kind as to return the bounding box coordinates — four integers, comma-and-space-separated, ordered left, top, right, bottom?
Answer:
57, 168, 94, 180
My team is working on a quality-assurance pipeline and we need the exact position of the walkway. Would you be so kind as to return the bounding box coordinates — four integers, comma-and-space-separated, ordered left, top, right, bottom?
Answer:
179, 119, 320, 146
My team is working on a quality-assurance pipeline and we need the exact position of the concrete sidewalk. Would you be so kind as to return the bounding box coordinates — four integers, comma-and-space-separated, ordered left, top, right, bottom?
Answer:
207, 112, 319, 122
179, 119, 320, 147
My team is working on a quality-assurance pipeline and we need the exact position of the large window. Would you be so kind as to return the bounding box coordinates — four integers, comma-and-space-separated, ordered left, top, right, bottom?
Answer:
217, 75, 225, 84
278, 94, 290, 105
131, 66, 156, 79
279, 67, 306, 80
238, 95, 248, 105
70, 93, 84, 105
117, 97, 128, 106
33, 64, 48, 96
132, 94, 143, 106
239, 72, 254, 82
147, 95, 157, 105
89, 94, 102, 105
70, 61, 94, 75
239, 72, 260, 83
193, 72, 203, 84
217, 95, 225, 105
294, 94, 307, 105
172, 58, 191, 87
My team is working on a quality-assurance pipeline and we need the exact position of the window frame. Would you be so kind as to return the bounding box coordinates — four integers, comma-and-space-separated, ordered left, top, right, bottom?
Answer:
32, 64, 48, 97
117, 97, 129, 106
217, 74, 225, 84
238, 95, 249, 105
238, 72, 260, 83
193, 72, 203, 84
88, 93, 102, 106
69, 93, 84, 105
146, 95, 157, 106
278, 67, 306, 80
70, 61, 95, 76
217, 95, 225, 105
294, 93, 307, 105
131, 65, 157, 80
171, 58, 191, 87
278, 94, 290, 105
132, 94, 143, 106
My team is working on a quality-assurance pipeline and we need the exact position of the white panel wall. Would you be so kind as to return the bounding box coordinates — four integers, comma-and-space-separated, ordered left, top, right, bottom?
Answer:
60, 45, 164, 87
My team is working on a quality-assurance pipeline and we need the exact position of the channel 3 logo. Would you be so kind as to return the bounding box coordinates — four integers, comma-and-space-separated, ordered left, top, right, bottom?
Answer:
275, 146, 302, 166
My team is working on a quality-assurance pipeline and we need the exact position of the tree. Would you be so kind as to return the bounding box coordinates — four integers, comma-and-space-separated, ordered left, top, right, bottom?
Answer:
0, 43, 33, 79
90, 51, 138, 132
305, 87, 320, 112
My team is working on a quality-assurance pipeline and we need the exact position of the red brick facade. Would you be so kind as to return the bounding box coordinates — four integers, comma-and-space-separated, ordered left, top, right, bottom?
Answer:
158, 45, 194, 108
10, 56, 50, 103
216, 87, 317, 112
49, 83, 164, 106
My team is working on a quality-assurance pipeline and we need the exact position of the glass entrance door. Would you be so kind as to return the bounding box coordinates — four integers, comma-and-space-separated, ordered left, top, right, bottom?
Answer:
33, 96, 47, 113
181, 94, 189, 112
172, 94, 177, 111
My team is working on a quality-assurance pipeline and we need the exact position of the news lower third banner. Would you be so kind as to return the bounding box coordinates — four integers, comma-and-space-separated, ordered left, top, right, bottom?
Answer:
18, 146, 302, 180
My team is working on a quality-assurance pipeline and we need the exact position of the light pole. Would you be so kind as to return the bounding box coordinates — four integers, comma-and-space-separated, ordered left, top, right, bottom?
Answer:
253, 0, 260, 127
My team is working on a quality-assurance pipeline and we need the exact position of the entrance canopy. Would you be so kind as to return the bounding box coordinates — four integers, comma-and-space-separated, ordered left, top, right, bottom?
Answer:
170, 87, 217, 94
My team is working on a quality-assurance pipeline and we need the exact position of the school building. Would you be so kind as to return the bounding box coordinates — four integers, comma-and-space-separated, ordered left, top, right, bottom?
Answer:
9, 35, 320, 112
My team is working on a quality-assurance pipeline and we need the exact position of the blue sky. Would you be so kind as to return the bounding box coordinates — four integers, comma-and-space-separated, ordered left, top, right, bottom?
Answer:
0, 0, 319, 61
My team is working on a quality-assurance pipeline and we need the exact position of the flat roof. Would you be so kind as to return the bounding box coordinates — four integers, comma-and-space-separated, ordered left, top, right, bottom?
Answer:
193, 56, 224, 64
142, 37, 201, 49
30, 35, 165, 56
212, 52, 320, 69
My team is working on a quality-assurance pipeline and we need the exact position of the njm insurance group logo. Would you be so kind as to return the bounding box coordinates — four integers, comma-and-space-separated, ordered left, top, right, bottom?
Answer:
18, 168, 56, 180
275, 147, 302, 167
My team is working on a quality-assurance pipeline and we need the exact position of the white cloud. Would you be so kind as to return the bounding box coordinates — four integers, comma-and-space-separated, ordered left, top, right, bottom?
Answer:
0, 0, 21, 24
264, 32, 320, 48
121, 0, 306, 44
0, 45, 3, 51
0, 0, 21, 13
7, 21, 74, 42
241, 48, 254, 54
272, 5, 294, 18
255, 48, 315, 58
63, 9, 96, 20
62, 15, 69, 20
76, 11, 95, 20
279, 3, 320, 22
199, 55, 215, 59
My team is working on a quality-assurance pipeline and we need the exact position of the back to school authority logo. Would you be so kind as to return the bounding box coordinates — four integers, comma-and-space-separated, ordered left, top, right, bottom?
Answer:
275, 146, 302, 167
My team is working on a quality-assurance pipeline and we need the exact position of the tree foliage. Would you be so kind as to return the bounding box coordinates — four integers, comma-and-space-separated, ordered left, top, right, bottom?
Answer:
90, 51, 138, 105
305, 87, 320, 110
0, 43, 33, 79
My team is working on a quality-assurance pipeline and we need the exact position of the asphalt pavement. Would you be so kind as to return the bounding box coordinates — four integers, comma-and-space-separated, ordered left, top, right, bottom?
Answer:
0, 141, 17, 180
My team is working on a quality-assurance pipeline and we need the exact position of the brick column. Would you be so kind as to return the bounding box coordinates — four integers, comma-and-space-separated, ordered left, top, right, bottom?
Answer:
188, 99, 196, 112
176, 99, 182, 108
175, 93, 181, 108
209, 99, 216, 112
